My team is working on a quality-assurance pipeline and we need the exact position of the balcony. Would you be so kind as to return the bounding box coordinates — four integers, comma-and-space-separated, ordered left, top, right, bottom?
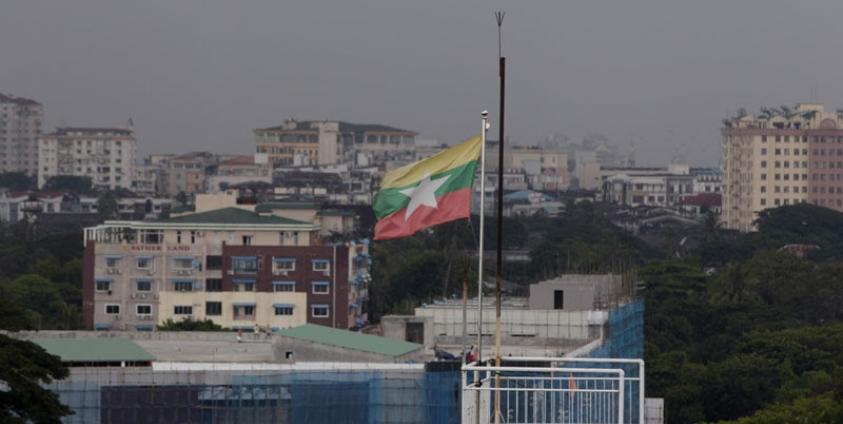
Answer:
462, 357, 644, 424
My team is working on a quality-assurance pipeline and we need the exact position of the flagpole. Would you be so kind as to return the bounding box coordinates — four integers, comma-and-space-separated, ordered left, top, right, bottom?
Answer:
493, 11, 506, 424
477, 111, 489, 360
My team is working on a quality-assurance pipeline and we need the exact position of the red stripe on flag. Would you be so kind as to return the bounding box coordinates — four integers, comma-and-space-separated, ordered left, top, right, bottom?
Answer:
374, 188, 472, 240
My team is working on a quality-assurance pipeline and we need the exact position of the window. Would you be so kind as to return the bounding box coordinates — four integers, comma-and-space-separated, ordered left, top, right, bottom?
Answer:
206, 278, 223, 292
173, 257, 193, 269
176, 231, 182, 244
105, 256, 121, 267
136, 304, 152, 315
136, 257, 153, 269
105, 304, 120, 315
242, 235, 253, 246
760, 186, 766, 193
761, 148, 767, 155
274, 305, 294, 316
272, 257, 296, 272
232, 256, 258, 274
761, 173, 767, 181
206, 255, 223, 270
760, 161, 767, 167
206, 302, 222, 316
553, 290, 565, 310
174, 305, 193, 315
312, 281, 330, 294
312, 259, 330, 273
136, 280, 152, 292
173, 280, 193, 292
273, 281, 296, 292
96, 279, 112, 292
233, 279, 255, 292
311, 304, 329, 318
233, 305, 255, 319
760, 198, 767, 206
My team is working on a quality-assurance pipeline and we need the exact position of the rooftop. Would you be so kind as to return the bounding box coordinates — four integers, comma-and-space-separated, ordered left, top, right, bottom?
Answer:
157, 207, 308, 225
0, 93, 41, 106
33, 338, 155, 363
48, 127, 133, 137
275, 324, 422, 357
255, 202, 320, 212
219, 155, 257, 166
256, 120, 416, 135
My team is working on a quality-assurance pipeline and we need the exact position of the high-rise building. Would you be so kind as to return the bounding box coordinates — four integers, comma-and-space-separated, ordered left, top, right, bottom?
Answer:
721, 103, 843, 231
82, 205, 370, 331
255, 119, 417, 168
38, 127, 136, 190
0, 93, 43, 176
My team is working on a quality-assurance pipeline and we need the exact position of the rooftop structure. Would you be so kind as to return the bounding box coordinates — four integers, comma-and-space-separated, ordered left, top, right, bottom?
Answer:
33, 338, 154, 366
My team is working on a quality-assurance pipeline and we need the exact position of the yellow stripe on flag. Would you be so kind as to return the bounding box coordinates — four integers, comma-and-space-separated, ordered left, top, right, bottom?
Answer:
380, 136, 482, 190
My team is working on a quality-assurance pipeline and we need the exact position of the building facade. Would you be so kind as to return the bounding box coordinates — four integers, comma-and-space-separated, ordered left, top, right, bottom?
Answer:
0, 93, 43, 176
38, 127, 136, 190
722, 103, 843, 231
255, 119, 417, 168
81, 207, 367, 331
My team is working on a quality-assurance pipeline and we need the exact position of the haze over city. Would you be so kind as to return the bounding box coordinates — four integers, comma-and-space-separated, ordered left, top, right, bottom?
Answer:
5, 0, 843, 165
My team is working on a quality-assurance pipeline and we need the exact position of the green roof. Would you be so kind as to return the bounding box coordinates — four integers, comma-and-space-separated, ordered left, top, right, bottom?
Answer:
275, 324, 422, 357
158, 207, 308, 225
255, 202, 320, 212
318, 209, 356, 217
33, 338, 155, 362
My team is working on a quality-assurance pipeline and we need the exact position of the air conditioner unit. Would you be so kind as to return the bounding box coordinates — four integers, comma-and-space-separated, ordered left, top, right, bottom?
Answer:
130, 293, 137, 299
273, 270, 288, 276
139, 293, 148, 299
322, 270, 330, 276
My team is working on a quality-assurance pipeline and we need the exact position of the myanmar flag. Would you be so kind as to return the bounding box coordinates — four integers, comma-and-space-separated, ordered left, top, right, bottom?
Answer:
373, 136, 481, 240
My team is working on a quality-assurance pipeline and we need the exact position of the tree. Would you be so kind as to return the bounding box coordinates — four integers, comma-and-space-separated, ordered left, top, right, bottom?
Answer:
0, 335, 71, 423
0, 172, 35, 191
42, 176, 92, 193
96, 190, 119, 219
157, 317, 224, 331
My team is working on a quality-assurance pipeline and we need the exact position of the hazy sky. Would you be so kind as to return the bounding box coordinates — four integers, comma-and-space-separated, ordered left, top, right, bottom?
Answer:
4, 0, 843, 166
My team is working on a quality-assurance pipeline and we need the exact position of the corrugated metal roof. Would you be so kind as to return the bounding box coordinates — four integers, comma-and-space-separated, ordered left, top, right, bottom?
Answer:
33, 338, 155, 362
275, 324, 422, 357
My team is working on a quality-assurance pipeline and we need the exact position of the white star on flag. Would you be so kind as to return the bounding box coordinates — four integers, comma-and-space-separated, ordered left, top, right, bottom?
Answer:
398, 172, 449, 221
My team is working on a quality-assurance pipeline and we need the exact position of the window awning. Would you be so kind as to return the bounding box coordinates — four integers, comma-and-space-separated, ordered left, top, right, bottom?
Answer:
272, 257, 295, 262
233, 279, 256, 284
272, 303, 296, 308
173, 256, 195, 260
95, 277, 114, 282
104, 255, 123, 259
311, 304, 329, 308
136, 255, 154, 260
134, 278, 153, 283
272, 281, 296, 285
94, 323, 112, 330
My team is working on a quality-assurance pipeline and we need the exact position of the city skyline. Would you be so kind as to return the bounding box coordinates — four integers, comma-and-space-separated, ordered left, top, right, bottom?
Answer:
6, 1, 843, 166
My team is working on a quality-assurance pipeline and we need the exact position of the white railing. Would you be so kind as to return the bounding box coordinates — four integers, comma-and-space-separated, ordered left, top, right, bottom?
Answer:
462, 357, 644, 424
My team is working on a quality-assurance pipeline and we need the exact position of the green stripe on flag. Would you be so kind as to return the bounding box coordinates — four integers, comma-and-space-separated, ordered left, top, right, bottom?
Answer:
373, 160, 478, 219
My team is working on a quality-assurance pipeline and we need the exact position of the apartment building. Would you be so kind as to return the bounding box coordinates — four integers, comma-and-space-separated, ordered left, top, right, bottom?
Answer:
82, 206, 368, 331
38, 127, 136, 190
206, 154, 273, 193
486, 144, 570, 191
0, 93, 43, 176
721, 103, 843, 231
155, 152, 219, 197
255, 119, 417, 168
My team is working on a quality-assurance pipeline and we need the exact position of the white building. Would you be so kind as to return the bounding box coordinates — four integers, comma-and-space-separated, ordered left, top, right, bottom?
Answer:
0, 93, 43, 176
38, 127, 137, 190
